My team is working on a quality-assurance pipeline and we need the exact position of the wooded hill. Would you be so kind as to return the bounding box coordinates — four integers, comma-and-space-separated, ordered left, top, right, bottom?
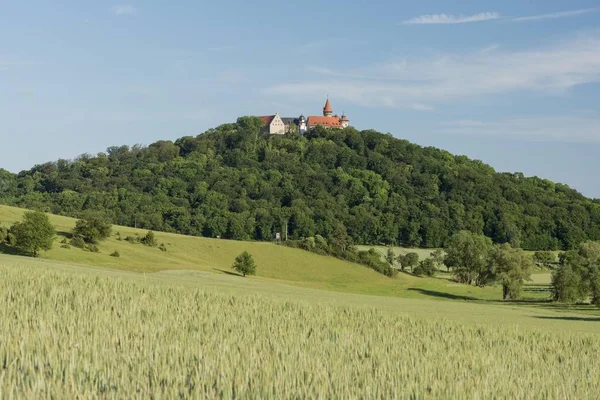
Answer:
1, 117, 598, 250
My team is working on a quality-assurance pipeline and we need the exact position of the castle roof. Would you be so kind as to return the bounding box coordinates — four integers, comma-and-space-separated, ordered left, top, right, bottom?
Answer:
280, 117, 298, 125
323, 99, 333, 113
340, 113, 349, 122
258, 115, 276, 126
308, 116, 342, 128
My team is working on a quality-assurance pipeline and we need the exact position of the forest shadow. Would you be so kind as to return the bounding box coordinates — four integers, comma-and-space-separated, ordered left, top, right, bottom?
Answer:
533, 316, 600, 322
0, 242, 21, 256
407, 288, 476, 301
213, 268, 243, 277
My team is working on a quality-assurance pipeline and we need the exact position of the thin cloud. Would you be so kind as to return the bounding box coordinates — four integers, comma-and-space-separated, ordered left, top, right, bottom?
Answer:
439, 116, 600, 143
112, 4, 137, 16
265, 34, 600, 110
403, 12, 500, 25
512, 8, 599, 22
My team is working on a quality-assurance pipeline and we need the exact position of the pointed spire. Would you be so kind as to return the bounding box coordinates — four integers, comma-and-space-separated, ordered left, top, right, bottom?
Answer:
323, 98, 333, 116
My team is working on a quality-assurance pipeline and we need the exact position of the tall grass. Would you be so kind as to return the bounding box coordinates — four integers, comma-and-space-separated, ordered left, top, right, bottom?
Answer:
1, 263, 599, 398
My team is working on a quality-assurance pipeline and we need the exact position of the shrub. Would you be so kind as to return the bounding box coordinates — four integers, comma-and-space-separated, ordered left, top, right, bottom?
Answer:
158, 243, 167, 252
125, 236, 140, 244
413, 259, 437, 277
0, 226, 8, 244
7, 233, 17, 246
72, 213, 112, 244
358, 249, 397, 278
86, 244, 100, 253
314, 235, 329, 251
60, 237, 68, 244
110, 251, 120, 258
300, 237, 316, 251
60, 244, 71, 249
70, 236, 86, 249
140, 231, 157, 247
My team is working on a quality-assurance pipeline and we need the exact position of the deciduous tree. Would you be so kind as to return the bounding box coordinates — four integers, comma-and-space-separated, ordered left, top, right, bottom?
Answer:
487, 244, 532, 300
10, 211, 55, 257
444, 231, 492, 286
232, 251, 257, 277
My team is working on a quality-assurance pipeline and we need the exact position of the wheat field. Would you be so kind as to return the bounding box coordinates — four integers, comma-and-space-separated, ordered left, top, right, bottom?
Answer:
1, 262, 599, 399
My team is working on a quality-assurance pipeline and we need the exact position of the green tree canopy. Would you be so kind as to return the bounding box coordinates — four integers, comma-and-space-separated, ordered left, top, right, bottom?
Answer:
397, 252, 419, 271
551, 242, 600, 305
10, 211, 55, 257
2, 121, 599, 251
487, 244, 533, 300
413, 258, 437, 277
72, 212, 112, 244
533, 251, 557, 268
385, 248, 395, 266
445, 231, 493, 286
232, 251, 257, 277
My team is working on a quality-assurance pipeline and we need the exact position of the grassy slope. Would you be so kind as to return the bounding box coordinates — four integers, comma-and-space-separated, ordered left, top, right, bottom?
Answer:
1, 204, 508, 300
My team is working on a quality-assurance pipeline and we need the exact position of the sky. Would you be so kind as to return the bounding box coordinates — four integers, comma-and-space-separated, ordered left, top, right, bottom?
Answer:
1, 1, 600, 197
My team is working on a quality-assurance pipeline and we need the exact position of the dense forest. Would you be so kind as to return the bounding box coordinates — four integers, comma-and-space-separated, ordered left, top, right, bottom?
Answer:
1, 117, 599, 250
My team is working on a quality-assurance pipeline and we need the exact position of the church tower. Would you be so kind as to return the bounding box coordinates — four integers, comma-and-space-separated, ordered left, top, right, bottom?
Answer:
323, 98, 333, 117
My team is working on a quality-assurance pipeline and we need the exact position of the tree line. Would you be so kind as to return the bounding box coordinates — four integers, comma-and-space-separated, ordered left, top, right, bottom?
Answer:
1, 116, 599, 250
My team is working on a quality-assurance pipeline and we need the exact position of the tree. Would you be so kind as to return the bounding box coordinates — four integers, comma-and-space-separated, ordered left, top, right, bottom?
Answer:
10, 211, 55, 257
413, 258, 437, 277
72, 213, 112, 244
487, 243, 532, 300
0, 226, 8, 244
552, 264, 585, 303
397, 252, 419, 271
430, 249, 445, 271
329, 222, 352, 256
232, 251, 257, 277
385, 247, 396, 267
4, 120, 600, 253
551, 249, 588, 303
444, 231, 492, 286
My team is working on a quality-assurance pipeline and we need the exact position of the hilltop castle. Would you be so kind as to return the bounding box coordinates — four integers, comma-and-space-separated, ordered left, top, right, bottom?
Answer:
259, 99, 349, 135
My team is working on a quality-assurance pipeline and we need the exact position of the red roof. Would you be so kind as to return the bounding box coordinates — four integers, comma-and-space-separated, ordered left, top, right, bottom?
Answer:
258, 115, 275, 126
323, 99, 333, 113
340, 113, 349, 121
308, 116, 342, 127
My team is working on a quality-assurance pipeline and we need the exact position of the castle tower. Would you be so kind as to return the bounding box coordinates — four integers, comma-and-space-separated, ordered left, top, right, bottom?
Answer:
298, 114, 307, 134
323, 98, 333, 117
340, 113, 349, 128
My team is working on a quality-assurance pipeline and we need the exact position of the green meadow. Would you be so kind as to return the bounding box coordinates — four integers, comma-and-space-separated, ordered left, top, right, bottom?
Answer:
1, 259, 600, 398
0, 205, 505, 299
2, 204, 600, 397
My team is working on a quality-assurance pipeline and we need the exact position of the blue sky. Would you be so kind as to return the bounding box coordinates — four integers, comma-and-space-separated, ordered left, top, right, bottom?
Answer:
1, 1, 600, 197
